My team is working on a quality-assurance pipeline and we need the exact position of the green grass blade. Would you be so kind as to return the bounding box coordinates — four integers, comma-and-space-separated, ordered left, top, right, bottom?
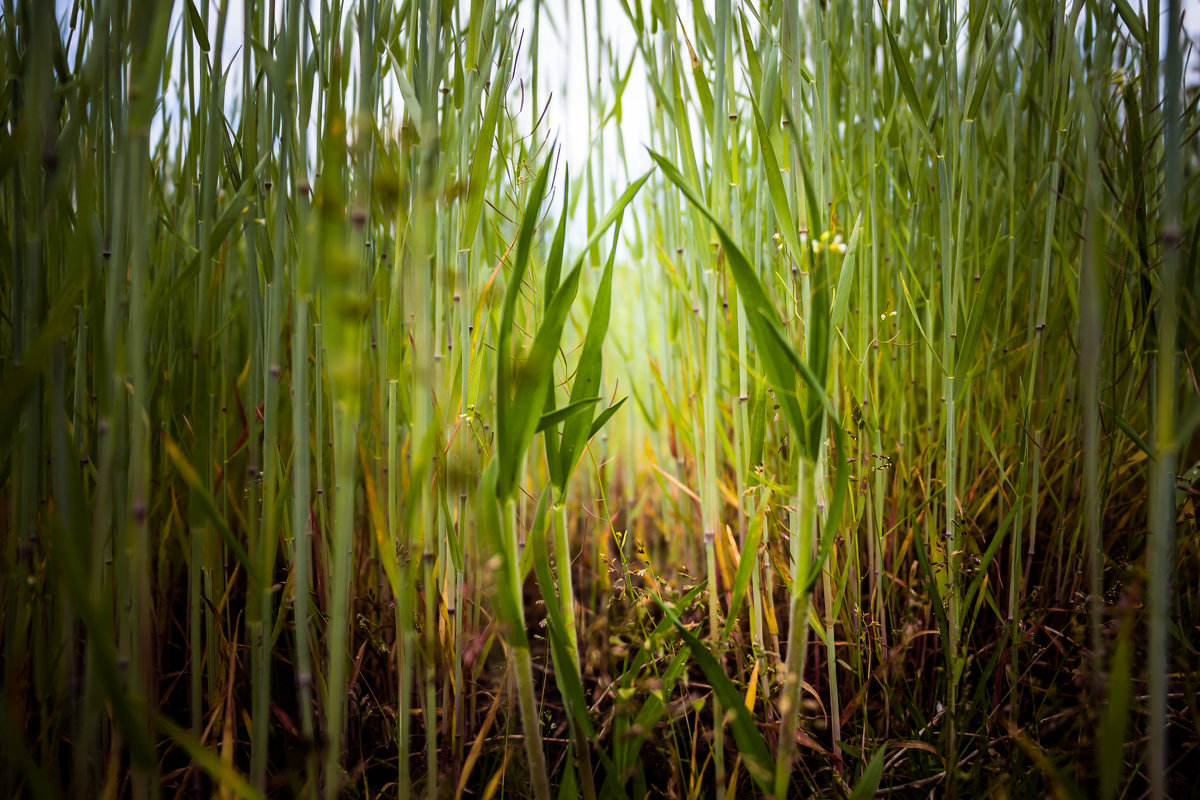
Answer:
496, 155, 555, 499
164, 436, 262, 582
759, 316, 849, 592
660, 593, 775, 794
721, 505, 764, 639
749, 99, 804, 261
1100, 618, 1134, 800
538, 397, 603, 434
529, 487, 595, 738
558, 216, 623, 484
476, 459, 528, 647
184, 0, 211, 53
462, 45, 509, 246
878, 3, 933, 150
544, 171, 570, 306
158, 716, 266, 800
647, 148, 806, 447
588, 396, 628, 440
848, 747, 887, 800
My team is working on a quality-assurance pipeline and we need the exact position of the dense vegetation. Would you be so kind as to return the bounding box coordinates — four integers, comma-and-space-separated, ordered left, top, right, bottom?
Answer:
1, 0, 1198, 797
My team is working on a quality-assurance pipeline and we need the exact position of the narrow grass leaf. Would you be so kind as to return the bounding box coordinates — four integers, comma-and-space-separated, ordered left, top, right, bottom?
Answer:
759, 317, 850, 591
848, 747, 887, 800
559, 217, 623, 483
722, 506, 763, 639
588, 396, 628, 440
660, 593, 775, 793
537, 396, 602, 434
648, 148, 806, 446
158, 715, 265, 800
164, 436, 261, 582
476, 459, 528, 647
185, 0, 210, 53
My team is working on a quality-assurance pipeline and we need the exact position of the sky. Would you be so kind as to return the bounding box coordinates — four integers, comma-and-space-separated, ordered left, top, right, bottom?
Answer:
50, 0, 1200, 213
536, 0, 1200, 200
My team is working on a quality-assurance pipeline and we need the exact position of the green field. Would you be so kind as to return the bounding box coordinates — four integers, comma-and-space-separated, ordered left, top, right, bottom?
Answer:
1, 0, 1198, 797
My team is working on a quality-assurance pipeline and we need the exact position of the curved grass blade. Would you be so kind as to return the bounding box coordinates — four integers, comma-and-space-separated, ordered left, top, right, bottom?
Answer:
848, 746, 887, 800
647, 148, 806, 450
879, 3, 934, 150
750, 100, 804, 262
475, 459, 528, 647
496, 156, 555, 499
164, 435, 262, 583
559, 217, 623, 484
588, 396, 628, 440
659, 592, 775, 794
184, 0, 211, 53
759, 316, 849, 593
722, 505, 764, 639
529, 487, 595, 739
544, 171, 569, 307
462, 44, 510, 246
158, 715, 265, 800
538, 396, 602, 434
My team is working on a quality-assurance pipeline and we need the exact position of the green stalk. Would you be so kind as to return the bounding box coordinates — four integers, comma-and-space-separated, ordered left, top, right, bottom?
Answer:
292, 296, 317, 787
289, 2, 316, 794
775, 456, 815, 800
506, 500, 553, 800
317, 40, 363, 800
1148, 3, 1182, 796
386, 380, 412, 798
323, 408, 359, 800
553, 501, 578, 655
1079, 0, 1113, 681
702, 268, 724, 800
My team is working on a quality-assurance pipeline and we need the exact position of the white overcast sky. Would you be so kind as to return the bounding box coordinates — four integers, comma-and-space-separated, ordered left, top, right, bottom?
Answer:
51, 0, 1200, 206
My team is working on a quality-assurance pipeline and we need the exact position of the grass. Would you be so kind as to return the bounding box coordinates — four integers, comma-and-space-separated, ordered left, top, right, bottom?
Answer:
2, 0, 1199, 798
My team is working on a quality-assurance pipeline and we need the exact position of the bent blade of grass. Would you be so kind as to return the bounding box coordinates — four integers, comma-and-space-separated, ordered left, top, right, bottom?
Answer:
759, 317, 849, 593
878, 2, 934, 152
164, 435, 261, 582
542, 175, 572, 487
847, 746, 887, 800
461, 44, 510, 247
829, 216, 865, 332
544, 171, 570, 307
647, 148, 806, 448
528, 487, 594, 737
722, 501, 764, 639
158, 715, 265, 800
538, 396, 603, 434
588, 396, 628, 440
474, 458, 527, 648
659, 592, 775, 794
749, 99, 803, 261
570, 168, 653, 275
184, 0, 211, 54
558, 215, 623, 484
529, 486, 610, 800
499, 165, 650, 502
496, 155, 555, 499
